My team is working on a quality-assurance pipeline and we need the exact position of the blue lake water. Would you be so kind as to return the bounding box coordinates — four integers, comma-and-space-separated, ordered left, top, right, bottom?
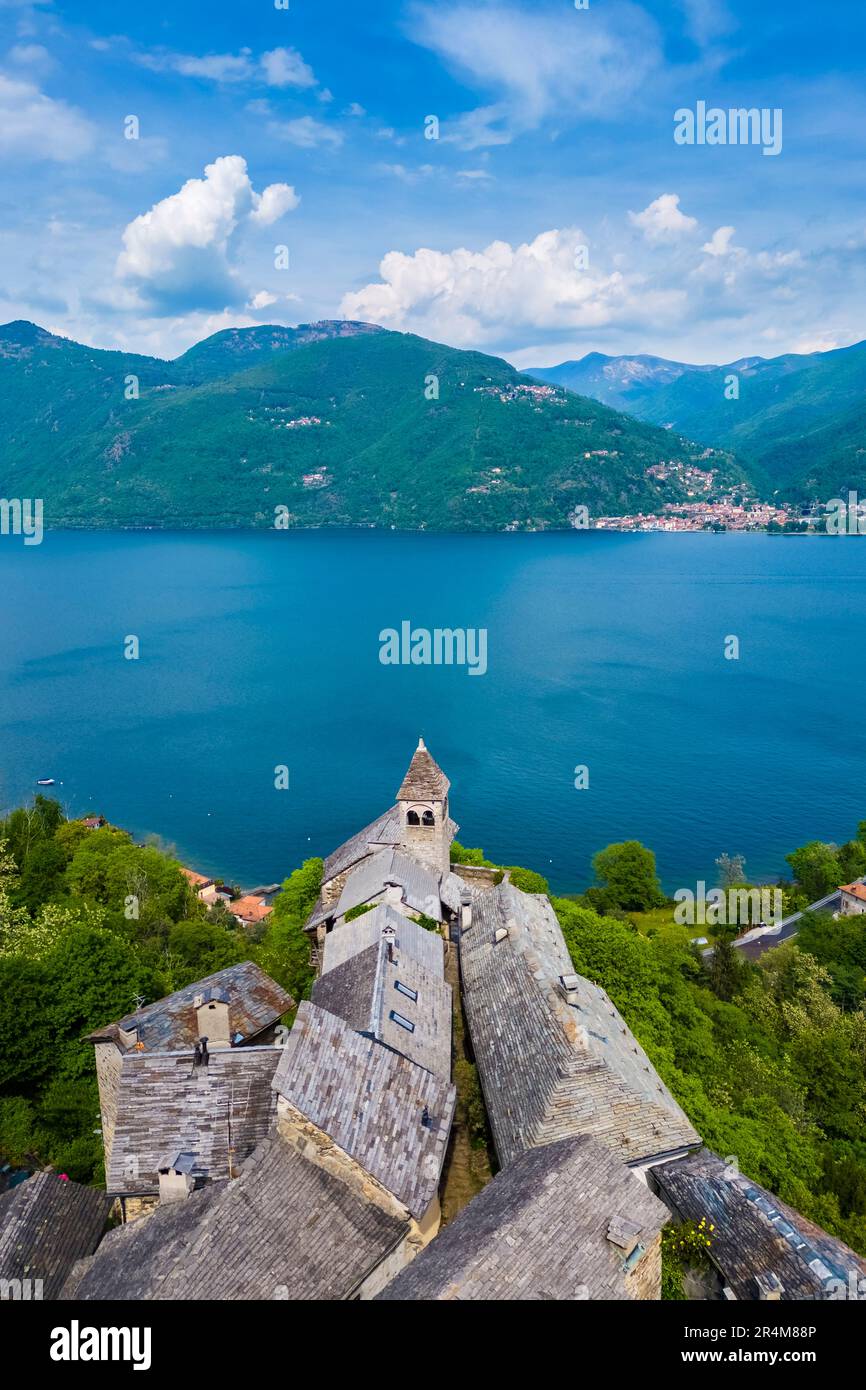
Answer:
0, 530, 864, 895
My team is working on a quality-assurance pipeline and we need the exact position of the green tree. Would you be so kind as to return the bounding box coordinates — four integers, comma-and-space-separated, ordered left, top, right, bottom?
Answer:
17, 838, 68, 912
0, 1097, 48, 1166
785, 842, 842, 902
0, 956, 55, 1088
838, 840, 866, 883
591, 840, 666, 911
46, 925, 150, 1078
503, 865, 549, 894
165, 919, 245, 989
254, 858, 323, 1011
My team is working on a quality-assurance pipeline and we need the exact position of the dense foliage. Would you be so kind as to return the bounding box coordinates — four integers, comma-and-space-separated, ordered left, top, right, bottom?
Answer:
0, 800, 318, 1183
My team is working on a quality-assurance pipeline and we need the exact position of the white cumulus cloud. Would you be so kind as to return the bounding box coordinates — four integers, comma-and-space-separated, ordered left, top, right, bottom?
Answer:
116, 155, 299, 312
339, 229, 675, 346
629, 194, 698, 242
260, 47, 316, 89
702, 225, 737, 257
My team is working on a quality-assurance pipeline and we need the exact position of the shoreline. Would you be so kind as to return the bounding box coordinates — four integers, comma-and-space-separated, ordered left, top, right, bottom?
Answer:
18, 523, 849, 539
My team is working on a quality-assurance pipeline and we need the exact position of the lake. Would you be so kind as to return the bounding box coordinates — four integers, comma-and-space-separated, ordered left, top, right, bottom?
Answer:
0, 530, 864, 896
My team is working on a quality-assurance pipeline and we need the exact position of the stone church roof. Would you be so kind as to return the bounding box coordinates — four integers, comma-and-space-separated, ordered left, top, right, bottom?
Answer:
652, 1148, 866, 1300
273, 1002, 455, 1218
335, 847, 445, 921
321, 903, 445, 979
322, 805, 402, 884
397, 738, 450, 801
312, 935, 452, 1079
65, 1129, 409, 1302
106, 1046, 280, 1195
460, 879, 700, 1168
88, 961, 293, 1054
0, 1173, 112, 1301
378, 1135, 668, 1301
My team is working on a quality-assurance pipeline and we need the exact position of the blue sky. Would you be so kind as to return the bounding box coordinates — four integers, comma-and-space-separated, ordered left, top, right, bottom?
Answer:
0, 0, 863, 365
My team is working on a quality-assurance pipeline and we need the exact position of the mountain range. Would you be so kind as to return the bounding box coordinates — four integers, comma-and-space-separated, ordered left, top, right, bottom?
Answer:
0, 320, 746, 531
529, 342, 866, 504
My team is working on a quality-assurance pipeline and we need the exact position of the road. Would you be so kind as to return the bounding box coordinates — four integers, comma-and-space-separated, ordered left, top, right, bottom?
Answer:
700, 878, 866, 962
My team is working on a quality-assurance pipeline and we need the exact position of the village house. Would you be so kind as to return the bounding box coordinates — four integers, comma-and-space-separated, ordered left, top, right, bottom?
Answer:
64, 1127, 414, 1302
179, 866, 214, 895
88, 961, 293, 1214
180, 869, 273, 923
272, 1001, 455, 1246
839, 882, 866, 916
304, 739, 463, 951
226, 893, 273, 927
310, 909, 452, 1078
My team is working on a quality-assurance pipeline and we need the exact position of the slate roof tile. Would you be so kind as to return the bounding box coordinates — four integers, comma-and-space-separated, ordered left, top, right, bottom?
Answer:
65, 1131, 408, 1302
378, 1135, 668, 1301
652, 1148, 866, 1300
106, 1046, 281, 1195
88, 961, 293, 1053
460, 880, 700, 1167
0, 1173, 112, 1301
272, 1001, 455, 1218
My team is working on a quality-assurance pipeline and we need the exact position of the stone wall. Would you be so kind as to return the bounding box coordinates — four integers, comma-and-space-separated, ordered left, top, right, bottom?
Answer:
94, 1042, 123, 1170
626, 1231, 663, 1300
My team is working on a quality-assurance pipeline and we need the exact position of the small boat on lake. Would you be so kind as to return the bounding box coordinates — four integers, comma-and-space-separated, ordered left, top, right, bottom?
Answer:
36, 777, 56, 786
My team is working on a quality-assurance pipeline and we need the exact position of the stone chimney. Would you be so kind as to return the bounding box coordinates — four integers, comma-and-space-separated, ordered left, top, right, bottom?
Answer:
460, 889, 473, 933
755, 1272, 784, 1300
194, 990, 230, 1045
158, 1153, 199, 1204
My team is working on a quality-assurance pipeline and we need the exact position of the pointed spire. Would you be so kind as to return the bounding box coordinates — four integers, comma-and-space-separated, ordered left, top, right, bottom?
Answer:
397, 738, 450, 801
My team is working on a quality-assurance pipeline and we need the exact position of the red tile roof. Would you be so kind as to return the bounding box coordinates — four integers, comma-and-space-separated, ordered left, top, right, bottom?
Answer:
229, 895, 273, 924
180, 867, 214, 889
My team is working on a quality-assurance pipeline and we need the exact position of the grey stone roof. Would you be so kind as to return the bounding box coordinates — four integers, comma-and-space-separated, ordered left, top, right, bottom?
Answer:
397, 739, 450, 801
378, 1135, 668, 1301
106, 1046, 280, 1195
440, 871, 466, 915
652, 1148, 866, 1301
65, 1130, 408, 1302
460, 879, 700, 1167
321, 903, 445, 979
273, 1002, 455, 1218
336, 847, 445, 921
88, 961, 293, 1053
312, 936, 452, 1079
322, 805, 402, 883
0, 1172, 112, 1300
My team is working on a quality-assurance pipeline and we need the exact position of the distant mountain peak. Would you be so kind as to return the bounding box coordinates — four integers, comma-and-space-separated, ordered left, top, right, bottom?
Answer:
0, 319, 67, 360
0, 319, 58, 344
172, 319, 388, 376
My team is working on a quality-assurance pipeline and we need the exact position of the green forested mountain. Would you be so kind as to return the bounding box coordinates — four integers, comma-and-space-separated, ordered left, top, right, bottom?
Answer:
0, 319, 745, 530
532, 340, 866, 503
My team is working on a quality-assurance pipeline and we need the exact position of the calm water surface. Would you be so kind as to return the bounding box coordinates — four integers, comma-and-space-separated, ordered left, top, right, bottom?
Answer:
1, 530, 863, 894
